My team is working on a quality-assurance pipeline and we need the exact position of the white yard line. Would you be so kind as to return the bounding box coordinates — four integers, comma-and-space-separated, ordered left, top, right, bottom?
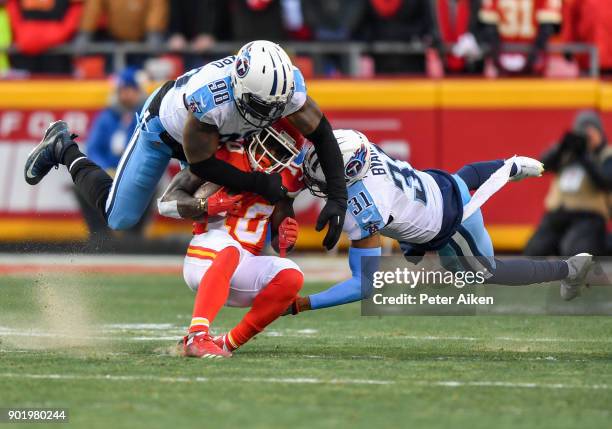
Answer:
0, 372, 393, 386
370, 334, 612, 344
423, 380, 612, 390
0, 372, 609, 390
2, 325, 612, 344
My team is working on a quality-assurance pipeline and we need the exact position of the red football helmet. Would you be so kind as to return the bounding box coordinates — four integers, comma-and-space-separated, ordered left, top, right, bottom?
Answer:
247, 118, 305, 173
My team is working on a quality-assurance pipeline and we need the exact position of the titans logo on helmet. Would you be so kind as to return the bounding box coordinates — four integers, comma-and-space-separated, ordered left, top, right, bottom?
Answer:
345, 144, 368, 179
235, 56, 250, 78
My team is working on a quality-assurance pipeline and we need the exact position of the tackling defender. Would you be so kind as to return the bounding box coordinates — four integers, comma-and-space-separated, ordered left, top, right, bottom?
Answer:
288, 130, 594, 314
24, 40, 347, 250
159, 120, 305, 357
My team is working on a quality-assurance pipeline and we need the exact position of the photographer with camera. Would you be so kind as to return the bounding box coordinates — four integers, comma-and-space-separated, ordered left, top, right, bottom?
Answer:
525, 111, 612, 256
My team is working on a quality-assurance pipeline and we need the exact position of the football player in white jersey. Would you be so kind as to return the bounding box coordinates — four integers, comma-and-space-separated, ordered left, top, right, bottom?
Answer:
286, 130, 595, 313
24, 40, 347, 250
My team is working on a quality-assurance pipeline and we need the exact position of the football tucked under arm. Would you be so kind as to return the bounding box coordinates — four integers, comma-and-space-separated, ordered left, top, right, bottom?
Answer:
157, 169, 218, 220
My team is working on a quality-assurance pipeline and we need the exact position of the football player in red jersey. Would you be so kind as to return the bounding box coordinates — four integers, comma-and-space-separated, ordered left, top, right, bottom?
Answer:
158, 119, 305, 358
479, 0, 562, 75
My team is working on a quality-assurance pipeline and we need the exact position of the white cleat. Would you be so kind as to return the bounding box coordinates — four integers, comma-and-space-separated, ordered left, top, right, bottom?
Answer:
510, 156, 544, 182
560, 253, 594, 301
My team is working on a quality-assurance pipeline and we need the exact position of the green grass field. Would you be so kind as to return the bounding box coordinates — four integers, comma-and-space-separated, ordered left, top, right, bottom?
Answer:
1, 271, 611, 429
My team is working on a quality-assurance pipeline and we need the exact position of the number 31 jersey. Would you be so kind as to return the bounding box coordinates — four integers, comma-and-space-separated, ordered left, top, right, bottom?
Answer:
159, 56, 307, 144
343, 144, 444, 244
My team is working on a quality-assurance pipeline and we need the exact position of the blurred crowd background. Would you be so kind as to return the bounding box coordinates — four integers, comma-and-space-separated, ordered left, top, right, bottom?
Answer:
0, 0, 610, 256
1, 0, 611, 79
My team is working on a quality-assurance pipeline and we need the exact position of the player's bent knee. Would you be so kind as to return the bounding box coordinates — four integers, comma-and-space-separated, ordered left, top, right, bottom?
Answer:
273, 267, 304, 297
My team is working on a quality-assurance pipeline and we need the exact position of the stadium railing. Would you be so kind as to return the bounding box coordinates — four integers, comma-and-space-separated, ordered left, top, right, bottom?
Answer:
2, 41, 600, 77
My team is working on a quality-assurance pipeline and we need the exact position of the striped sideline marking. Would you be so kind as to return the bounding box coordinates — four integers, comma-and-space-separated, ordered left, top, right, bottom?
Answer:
0, 373, 609, 390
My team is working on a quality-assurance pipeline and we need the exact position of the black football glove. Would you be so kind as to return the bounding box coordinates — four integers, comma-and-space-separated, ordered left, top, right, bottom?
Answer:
251, 171, 287, 204
316, 197, 347, 250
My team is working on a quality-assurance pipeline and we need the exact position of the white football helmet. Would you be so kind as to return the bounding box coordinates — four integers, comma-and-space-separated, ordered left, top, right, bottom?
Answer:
303, 129, 372, 197
231, 40, 295, 128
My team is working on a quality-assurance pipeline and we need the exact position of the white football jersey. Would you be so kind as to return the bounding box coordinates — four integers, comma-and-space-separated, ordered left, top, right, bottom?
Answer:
158, 55, 307, 144
343, 145, 445, 244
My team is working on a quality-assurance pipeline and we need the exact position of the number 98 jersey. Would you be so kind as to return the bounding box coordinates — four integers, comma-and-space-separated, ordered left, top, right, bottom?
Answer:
343, 145, 445, 244
159, 56, 307, 144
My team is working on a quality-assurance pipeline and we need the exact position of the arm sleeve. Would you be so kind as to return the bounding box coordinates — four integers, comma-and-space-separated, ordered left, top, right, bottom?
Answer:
184, 77, 230, 127
304, 115, 347, 205
283, 68, 307, 116
309, 246, 381, 310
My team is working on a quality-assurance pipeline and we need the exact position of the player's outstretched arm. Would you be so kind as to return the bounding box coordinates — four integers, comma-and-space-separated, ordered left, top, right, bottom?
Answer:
157, 169, 206, 219
292, 234, 382, 314
288, 97, 348, 250
158, 169, 243, 220
270, 197, 297, 255
183, 115, 286, 203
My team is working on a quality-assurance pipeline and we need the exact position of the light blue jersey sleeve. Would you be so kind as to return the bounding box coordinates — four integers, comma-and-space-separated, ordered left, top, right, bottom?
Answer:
343, 180, 386, 241
309, 246, 382, 310
282, 67, 307, 116
185, 76, 233, 126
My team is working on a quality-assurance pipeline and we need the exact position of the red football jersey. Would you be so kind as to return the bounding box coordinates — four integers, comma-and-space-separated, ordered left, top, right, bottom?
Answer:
193, 142, 303, 255
480, 0, 562, 43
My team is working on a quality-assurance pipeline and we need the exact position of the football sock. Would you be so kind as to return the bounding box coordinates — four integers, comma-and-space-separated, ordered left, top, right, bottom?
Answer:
189, 246, 240, 334
61, 144, 85, 168
225, 268, 303, 350
487, 258, 569, 285
456, 160, 518, 191
68, 157, 113, 219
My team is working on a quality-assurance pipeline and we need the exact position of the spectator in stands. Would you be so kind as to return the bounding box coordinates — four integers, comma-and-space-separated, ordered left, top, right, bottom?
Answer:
75, 0, 168, 50
7, 0, 83, 74
525, 111, 612, 257
478, 0, 562, 76
231, 0, 285, 41
363, 0, 436, 74
281, 0, 310, 40
303, 0, 365, 42
432, 0, 483, 75
77, 67, 147, 241
166, 0, 218, 70
301, 0, 367, 75
167, 0, 216, 54
561, 0, 612, 75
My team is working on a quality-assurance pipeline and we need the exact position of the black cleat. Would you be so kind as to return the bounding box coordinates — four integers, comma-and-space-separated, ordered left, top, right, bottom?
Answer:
24, 120, 77, 185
